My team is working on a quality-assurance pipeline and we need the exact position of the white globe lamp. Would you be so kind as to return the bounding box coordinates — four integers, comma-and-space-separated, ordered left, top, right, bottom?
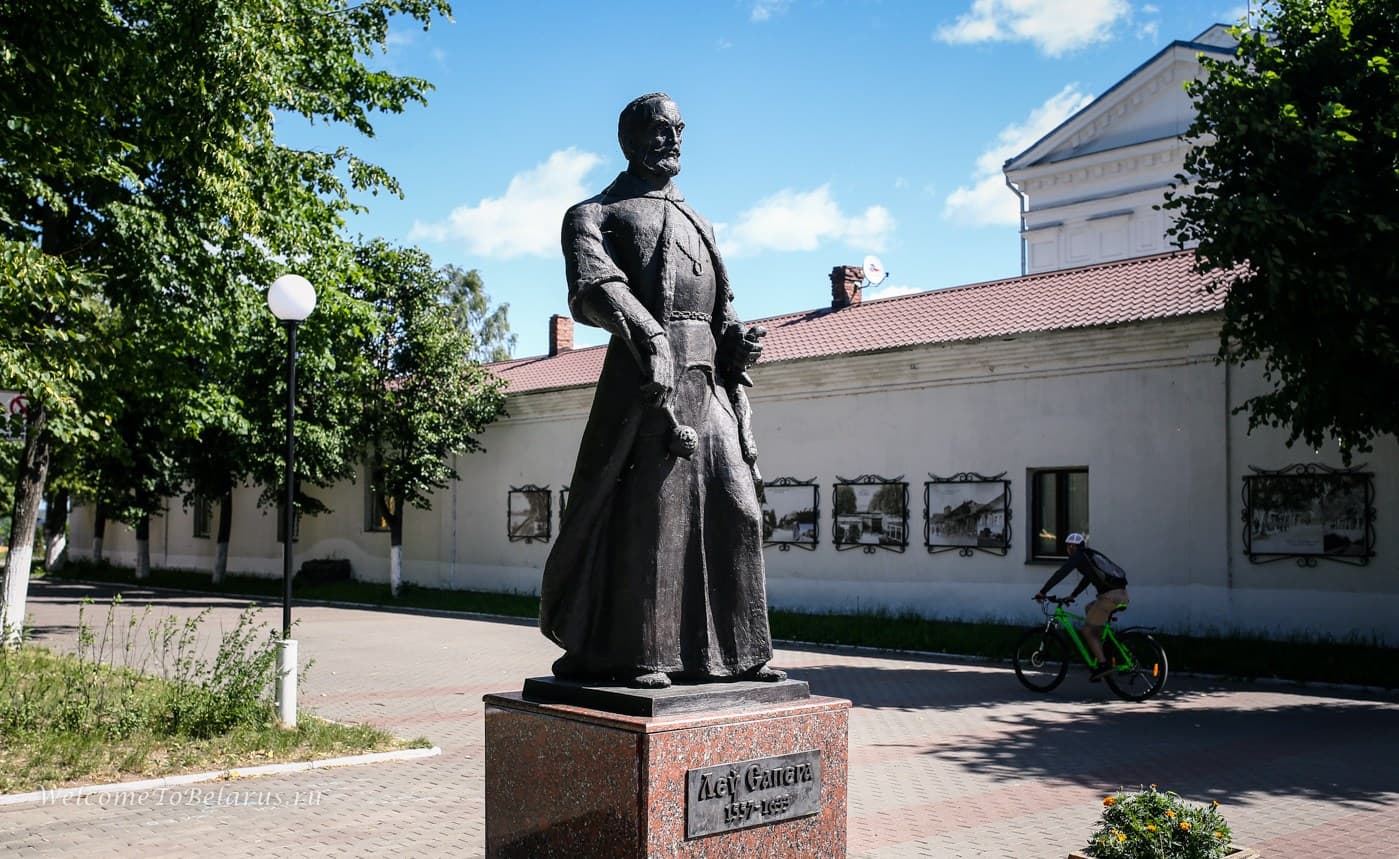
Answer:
267, 273, 317, 322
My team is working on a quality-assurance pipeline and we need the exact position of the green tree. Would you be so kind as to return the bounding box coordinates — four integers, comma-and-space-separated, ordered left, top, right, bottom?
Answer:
0, 243, 114, 642
0, 0, 450, 646
1164, 0, 1399, 460
353, 241, 507, 595
442, 265, 517, 363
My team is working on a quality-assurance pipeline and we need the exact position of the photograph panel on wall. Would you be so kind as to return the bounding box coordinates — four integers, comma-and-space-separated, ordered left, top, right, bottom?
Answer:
832, 475, 909, 553
762, 478, 819, 550
925, 472, 1012, 556
1243, 464, 1375, 565
508, 485, 552, 543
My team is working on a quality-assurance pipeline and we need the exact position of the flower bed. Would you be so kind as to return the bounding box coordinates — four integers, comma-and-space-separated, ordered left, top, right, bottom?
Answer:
1070, 786, 1258, 859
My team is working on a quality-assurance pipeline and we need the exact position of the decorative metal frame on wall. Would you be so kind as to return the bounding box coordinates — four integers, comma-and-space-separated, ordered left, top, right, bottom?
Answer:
924, 472, 1012, 557
831, 474, 909, 554
507, 484, 552, 543
1242, 463, 1375, 567
762, 477, 820, 551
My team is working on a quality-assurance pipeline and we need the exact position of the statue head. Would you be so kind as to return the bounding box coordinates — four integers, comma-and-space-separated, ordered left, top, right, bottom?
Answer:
618, 93, 683, 179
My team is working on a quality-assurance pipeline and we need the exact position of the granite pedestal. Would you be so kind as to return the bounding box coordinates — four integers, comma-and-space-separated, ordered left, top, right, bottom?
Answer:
483, 680, 849, 858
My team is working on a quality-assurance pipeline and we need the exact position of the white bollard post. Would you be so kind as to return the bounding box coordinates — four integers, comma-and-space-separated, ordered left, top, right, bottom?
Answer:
276, 638, 298, 728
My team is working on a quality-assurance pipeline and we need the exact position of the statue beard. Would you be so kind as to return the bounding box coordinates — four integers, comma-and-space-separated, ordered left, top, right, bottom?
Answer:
643, 149, 681, 177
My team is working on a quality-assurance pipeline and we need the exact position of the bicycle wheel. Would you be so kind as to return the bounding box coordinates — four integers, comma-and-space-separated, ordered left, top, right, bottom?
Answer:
1013, 628, 1069, 692
1104, 631, 1169, 701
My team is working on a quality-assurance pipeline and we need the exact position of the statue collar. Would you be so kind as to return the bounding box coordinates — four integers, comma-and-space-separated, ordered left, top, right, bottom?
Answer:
600, 171, 685, 203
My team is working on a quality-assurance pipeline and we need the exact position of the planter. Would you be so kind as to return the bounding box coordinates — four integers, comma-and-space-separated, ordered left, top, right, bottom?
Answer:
1070, 849, 1259, 859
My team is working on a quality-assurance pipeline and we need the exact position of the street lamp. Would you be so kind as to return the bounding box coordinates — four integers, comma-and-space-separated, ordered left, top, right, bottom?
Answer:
267, 273, 316, 728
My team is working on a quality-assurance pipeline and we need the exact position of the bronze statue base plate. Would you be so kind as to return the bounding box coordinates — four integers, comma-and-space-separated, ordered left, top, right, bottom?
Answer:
521, 675, 810, 717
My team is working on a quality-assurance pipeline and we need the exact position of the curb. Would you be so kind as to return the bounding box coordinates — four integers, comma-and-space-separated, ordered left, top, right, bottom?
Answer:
0, 746, 441, 808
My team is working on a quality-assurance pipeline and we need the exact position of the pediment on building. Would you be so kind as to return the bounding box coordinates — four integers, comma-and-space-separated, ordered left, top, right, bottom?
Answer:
1006, 29, 1236, 176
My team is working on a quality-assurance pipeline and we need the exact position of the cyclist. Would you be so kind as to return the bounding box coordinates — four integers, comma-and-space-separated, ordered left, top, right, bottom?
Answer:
1034, 533, 1129, 681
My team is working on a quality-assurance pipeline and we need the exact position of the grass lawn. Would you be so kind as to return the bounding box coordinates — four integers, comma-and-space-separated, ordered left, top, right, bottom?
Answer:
45, 559, 1399, 689
0, 593, 427, 795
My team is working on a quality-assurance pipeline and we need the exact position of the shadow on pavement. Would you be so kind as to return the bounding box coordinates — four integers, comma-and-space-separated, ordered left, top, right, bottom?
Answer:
29, 579, 264, 612
26, 579, 539, 627
939, 695, 1399, 809
788, 658, 1398, 809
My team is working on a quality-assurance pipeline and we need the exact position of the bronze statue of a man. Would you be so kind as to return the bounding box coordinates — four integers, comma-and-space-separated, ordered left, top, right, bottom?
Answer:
539, 93, 783, 689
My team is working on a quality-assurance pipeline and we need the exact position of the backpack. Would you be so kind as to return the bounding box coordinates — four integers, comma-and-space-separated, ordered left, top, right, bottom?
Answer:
1084, 547, 1129, 589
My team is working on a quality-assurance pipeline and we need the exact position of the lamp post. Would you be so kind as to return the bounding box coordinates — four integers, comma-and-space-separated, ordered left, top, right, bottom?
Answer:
266, 273, 316, 728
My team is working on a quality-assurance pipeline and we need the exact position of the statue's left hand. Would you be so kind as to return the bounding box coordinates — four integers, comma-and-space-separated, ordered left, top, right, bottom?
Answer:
720, 324, 766, 379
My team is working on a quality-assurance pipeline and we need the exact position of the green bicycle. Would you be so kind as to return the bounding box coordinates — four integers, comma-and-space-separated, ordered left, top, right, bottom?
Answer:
1013, 595, 1169, 702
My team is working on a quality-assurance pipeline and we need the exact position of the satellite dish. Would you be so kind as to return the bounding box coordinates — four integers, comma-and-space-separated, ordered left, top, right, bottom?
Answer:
862, 255, 888, 286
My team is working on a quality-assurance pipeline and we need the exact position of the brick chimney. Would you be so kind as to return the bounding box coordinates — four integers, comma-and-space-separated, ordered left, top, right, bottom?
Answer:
548, 314, 573, 356
830, 265, 863, 309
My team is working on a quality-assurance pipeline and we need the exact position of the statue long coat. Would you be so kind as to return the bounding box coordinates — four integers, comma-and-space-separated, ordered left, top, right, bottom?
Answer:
539, 171, 773, 679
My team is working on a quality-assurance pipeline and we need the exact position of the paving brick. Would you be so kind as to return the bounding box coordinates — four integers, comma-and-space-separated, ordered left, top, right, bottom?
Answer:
4, 580, 1396, 858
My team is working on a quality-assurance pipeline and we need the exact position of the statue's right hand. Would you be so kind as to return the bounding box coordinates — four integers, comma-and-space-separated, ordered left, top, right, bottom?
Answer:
639, 332, 674, 406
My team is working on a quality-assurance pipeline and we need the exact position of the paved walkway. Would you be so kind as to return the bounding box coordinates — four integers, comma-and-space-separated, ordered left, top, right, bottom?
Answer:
2, 580, 1396, 858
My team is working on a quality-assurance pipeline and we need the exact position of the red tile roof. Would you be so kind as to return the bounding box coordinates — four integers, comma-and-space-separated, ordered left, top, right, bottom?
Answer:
489, 251, 1226, 395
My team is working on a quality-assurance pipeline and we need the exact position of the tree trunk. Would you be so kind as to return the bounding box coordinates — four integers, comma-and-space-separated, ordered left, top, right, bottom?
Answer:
2, 404, 51, 648
135, 514, 150, 580
93, 503, 107, 564
212, 493, 232, 584
389, 510, 404, 597
44, 487, 68, 571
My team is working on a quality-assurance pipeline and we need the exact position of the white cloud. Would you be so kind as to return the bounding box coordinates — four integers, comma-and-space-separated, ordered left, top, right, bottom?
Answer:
943, 84, 1094, 226
750, 0, 792, 22
410, 148, 604, 259
935, 0, 1131, 57
717, 185, 894, 257
865, 283, 921, 301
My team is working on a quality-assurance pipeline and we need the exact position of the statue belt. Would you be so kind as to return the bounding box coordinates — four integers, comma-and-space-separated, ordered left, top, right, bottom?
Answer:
666, 310, 712, 323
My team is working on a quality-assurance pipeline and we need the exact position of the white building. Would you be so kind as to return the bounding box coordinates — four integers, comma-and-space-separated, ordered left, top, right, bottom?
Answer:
1005, 24, 1237, 274
68, 25, 1397, 643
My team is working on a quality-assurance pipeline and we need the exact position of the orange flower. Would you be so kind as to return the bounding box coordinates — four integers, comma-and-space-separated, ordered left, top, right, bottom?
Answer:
1180, 821, 1192, 832
1166, 810, 1176, 818
1147, 825, 1157, 832
1150, 783, 1158, 789
1212, 800, 1220, 808
1115, 831, 1128, 843
1214, 831, 1225, 839
1103, 797, 1116, 806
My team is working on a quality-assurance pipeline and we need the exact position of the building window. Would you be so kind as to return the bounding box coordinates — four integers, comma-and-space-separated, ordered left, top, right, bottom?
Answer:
192, 494, 213, 539
1030, 468, 1088, 559
365, 470, 395, 533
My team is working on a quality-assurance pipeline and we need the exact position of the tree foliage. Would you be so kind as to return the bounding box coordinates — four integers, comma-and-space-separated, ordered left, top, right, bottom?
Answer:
442, 265, 517, 363
1, 0, 451, 635
352, 241, 507, 548
1164, 0, 1399, 460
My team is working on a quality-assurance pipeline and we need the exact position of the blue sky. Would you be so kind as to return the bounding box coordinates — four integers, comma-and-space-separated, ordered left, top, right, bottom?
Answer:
280, 0, 1252, 358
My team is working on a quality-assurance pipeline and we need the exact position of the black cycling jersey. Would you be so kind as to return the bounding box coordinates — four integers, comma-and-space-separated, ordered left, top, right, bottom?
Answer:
1039, 546, 1128, 600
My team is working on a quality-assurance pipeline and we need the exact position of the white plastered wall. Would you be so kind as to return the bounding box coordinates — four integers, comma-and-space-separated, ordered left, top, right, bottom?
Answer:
65, 316, 1398, 643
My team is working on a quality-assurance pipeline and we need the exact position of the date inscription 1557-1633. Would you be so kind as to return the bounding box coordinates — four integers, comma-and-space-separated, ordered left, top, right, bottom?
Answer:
685, 750, 822, 839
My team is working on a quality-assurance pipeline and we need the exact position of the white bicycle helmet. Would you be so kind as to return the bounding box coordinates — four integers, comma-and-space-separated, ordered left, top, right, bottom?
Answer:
1065, 532, 1087, 545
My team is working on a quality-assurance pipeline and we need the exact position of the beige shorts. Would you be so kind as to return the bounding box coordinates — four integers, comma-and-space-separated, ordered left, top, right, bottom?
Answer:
1085, 589, 1129, 627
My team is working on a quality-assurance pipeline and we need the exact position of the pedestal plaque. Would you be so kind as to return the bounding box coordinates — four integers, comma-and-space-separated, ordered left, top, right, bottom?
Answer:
483, 690, 849, 858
